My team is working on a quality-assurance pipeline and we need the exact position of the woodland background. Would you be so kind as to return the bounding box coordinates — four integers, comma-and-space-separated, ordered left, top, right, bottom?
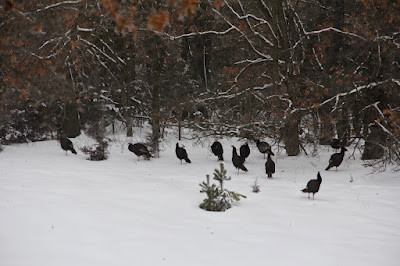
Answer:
1, 0, 399, 170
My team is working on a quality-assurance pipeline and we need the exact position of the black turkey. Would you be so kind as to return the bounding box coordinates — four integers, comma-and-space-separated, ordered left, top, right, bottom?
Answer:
176, 143, 191, 164
232, 145, 248, 174
265, 150, 275, 178
301, 172, 322, 199
211, 141, 224, 161
255, 139, 271, 158
325, 147, 347, 171
239, 142, 250, 161
128, 143, 152, 161
60, 136, 77, 155
330, 138, 342, 150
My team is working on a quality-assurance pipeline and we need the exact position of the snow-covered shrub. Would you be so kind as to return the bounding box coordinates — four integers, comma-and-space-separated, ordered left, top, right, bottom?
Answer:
0, 106, 53, 144
199, 163, 246, 212
81, 138, 109, 161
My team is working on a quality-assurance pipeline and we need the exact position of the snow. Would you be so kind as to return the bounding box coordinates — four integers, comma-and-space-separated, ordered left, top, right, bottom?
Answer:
1, 130, 399, 266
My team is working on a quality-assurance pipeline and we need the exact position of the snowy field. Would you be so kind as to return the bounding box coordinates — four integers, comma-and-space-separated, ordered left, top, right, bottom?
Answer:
1, 130, 399, 266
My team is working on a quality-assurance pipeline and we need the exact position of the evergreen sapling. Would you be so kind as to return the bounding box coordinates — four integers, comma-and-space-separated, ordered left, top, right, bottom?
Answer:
199, 163, 246, 212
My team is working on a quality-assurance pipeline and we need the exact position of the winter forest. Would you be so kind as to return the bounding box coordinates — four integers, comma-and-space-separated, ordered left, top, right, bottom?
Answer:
1, 0, 399, 166
1, 1, 400, 265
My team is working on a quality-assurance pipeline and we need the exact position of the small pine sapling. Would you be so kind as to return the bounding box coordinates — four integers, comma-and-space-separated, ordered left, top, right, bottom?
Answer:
251, 178, 260, 193
199, 163, 246, 212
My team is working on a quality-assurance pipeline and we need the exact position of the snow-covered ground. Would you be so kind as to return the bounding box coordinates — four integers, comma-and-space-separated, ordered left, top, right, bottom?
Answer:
1, 129, 399, 266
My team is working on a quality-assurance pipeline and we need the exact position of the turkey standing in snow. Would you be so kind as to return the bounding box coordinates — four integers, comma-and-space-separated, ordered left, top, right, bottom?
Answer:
232, 145, 248, 174
176, 143, 191, 164
211, 141, 224, 161
330, 138, 342, 150
325, 147, 347, 171
265, 149, 275, 178
60, 136, 77, 155
239, 142, 250, 161
255, 139, 271, 159
128, 143, 152, 161
301, 172, 322, 199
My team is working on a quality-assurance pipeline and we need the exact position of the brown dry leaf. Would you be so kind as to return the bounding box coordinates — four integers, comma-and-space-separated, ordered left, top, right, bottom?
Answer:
213, 0, 224, 11
181, 0, 199, 17
71, 40, 80, 50
148, 12, 170, 32
131, 26, 137, 39
167, 0, 179, 7
32, 24, 43, 34
129, 6, 136, 17
3, 0, 15, 12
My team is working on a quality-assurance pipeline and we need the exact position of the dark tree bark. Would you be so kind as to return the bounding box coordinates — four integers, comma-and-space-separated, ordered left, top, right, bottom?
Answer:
325, 0, 345, 74
62, 101, 80, 138
336, 106, 350, 146
148, 33, 164, 157
281, 113, 301, 156
362, 125, 385, 160
319, 104, 335, 145
151, 82, 161, 156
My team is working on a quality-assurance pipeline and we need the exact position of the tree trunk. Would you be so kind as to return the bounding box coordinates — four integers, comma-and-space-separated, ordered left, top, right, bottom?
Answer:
352, 97, 362, 137
326, 0, 345, 73
362, 125, 384, 160
151, 83, 160, 157
361, 89, 388, 160
275, 0, 300, 156
148, 32, 164, 157
62, 101, 80, 138
318, 104, 334, 145
281, 113, 301, 156
336, 106, 350, 146
122, 82, 133, 137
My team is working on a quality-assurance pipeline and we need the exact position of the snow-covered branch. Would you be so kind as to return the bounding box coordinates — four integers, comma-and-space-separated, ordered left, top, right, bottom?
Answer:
319, 79, 392, 110
77, 26, 94, 32
77, 36, 117, 64
37, 0, 82, 12
165, 27, 236, 40
306, 27, 366, 41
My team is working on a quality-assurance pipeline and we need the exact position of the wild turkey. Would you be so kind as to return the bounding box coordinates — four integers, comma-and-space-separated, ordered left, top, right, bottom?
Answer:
232, 145, 248, 174
325, 147, 347, 171
211, 141, 224, 161
301, 172, 322, 199
255, 139, 271, 158
331, 138, 342, 150
239, 142, 250, 161
128, 143, 152, 161
60, 136, 77, 155
265, 150, 275, 178
176, 143, 191, 164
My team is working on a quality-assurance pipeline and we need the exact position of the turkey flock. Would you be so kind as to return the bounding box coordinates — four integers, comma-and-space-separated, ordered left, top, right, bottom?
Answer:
60, 136, 348, 200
